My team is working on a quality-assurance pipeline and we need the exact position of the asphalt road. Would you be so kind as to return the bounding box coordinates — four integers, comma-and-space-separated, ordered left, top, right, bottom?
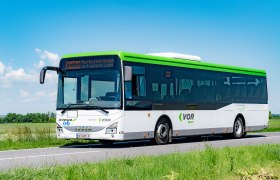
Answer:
0, 132, 279, 171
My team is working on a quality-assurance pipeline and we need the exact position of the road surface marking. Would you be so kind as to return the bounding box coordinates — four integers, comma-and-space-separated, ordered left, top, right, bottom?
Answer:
0, 147, 59, 153
0, 150, 100, 161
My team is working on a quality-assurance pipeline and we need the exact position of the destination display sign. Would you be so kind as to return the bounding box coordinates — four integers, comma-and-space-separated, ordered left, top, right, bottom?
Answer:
62, 58, 115, 70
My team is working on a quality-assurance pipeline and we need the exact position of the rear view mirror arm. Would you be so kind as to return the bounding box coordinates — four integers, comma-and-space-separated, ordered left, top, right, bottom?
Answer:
40, 66, 62, 84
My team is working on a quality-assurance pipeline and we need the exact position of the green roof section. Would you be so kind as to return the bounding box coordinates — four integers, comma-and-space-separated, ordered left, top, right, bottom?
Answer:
62, 51, 266, 76
62, 51, 123, 59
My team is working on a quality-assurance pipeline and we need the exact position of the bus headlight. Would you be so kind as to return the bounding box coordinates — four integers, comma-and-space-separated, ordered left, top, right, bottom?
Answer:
57, 123, 63, 133
105, 122, 118, 134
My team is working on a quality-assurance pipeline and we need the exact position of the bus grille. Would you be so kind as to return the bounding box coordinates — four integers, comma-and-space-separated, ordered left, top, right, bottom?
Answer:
64, 126, 105, 132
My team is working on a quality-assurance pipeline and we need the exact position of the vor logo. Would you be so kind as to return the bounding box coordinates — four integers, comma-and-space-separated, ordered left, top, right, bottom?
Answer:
179, 112, 194, 122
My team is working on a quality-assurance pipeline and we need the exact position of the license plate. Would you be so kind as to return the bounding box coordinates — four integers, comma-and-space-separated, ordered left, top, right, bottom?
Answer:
76, 134, 91, 139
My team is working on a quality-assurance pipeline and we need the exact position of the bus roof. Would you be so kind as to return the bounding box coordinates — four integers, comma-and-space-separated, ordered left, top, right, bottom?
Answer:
62, 51, 266, 76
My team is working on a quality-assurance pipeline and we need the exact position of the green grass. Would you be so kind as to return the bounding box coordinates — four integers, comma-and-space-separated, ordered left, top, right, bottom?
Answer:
256, 118, 280, 132
0, 144, 279, 179
0, 124, 97, 151
0, 123, 56, 134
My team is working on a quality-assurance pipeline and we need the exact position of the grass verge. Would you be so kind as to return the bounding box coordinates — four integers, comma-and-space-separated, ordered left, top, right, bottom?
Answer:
0, 125, 96, 151
0, 123, 56, 134
0, 144, 279, 179
255, 118, 280, 132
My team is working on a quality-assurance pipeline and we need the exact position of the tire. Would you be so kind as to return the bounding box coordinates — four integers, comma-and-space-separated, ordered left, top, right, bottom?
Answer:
154, 118, 170, 145
233, 117, 244, 139
99, 140, 114, 145
242, 131, 247, 138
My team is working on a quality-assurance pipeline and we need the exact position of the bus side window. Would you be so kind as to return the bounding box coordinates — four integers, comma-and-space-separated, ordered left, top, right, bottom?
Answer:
151, 83, 161, 100
132, 75, 138, 96
215, 74, 231, 103
125, 81, 132, 99
130, 66, 146, 99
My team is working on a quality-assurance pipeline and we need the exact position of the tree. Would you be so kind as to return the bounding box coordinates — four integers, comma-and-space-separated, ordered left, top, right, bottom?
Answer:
0, 113, 55, 123
269, 111, 272, 119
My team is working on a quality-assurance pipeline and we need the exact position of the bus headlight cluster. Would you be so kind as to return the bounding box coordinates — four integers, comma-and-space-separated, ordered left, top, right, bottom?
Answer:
105, 122, 118, 134
56, 123, 63, 133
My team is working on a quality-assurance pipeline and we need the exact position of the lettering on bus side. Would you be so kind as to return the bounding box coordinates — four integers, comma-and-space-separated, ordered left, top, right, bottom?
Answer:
179, 112, 195, 124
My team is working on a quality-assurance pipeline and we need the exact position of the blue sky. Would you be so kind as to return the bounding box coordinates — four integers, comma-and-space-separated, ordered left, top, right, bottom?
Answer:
0, 0, 279, 114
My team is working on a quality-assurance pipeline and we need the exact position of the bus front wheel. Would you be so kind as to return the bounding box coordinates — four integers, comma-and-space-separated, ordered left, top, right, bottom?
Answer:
233, 117, 244, 139
154, 118, 170, 145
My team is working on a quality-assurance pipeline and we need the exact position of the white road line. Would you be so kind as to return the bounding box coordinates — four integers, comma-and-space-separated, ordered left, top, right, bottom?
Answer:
0, 147, 59, 153
0, 151, 100, 161
265, 136, 280, 139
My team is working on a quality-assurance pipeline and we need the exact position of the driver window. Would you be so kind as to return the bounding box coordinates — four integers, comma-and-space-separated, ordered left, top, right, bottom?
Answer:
64, 77, 77, 104
80, 76, 89, 101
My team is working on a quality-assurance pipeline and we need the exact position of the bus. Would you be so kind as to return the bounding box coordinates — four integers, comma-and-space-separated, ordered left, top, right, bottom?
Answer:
40, 51, 268, 145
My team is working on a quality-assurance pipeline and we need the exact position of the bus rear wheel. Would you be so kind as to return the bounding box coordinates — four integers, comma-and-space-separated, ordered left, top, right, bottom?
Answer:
233, 117, 244, 139
154, 118, 170, 145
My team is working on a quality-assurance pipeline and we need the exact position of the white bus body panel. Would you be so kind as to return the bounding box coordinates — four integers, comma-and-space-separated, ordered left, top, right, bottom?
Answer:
56, 104, 268, 141
56, 109, 125, 140
122, 103, 268, 140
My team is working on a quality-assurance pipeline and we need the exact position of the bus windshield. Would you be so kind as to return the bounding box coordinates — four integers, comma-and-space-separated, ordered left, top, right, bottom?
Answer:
57, 58, 122, 110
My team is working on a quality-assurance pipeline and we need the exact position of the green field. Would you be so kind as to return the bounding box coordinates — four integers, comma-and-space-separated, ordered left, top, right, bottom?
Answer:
0, 123, 56, 134
256, 118, 280, 132
0, 144, 279, 179
0, 123, 96, 151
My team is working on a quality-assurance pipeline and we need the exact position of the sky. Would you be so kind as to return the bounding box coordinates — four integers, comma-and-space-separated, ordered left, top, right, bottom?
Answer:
0, 0, 280, 114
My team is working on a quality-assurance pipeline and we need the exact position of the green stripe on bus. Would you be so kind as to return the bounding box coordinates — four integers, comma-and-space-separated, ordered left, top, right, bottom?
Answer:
62, 51, 266, 77
123, 57, 266, 76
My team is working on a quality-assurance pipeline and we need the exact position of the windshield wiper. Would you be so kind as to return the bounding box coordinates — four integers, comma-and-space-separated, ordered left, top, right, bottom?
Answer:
95, 107, 109, 114
61, 104, 109, 114
61, 103, 76, 114
84, 105, 109, 114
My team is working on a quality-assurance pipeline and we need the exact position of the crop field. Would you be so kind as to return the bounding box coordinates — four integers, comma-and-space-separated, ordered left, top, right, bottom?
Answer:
0, 144, 279, 179
0, 123, 96, 151
0, 123, 56, 134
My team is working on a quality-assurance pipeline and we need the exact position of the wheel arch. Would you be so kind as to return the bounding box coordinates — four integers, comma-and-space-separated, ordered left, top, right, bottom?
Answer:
154, 114, 173, 131
235, 113, 246, 129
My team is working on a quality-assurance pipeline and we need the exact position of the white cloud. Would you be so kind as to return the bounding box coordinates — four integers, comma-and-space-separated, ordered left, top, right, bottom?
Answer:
18, 90, 49, 103
0, 54, 58, 114
3, 66, 37, 83
20, 90, 29, 97
0, 61, 40, 88
5, 67, 25, 79
0, 62, 5, 75
34, 60, 45, 69
35, 91, 46, 97
35, 48, 60, 66
48, 91, 57, 102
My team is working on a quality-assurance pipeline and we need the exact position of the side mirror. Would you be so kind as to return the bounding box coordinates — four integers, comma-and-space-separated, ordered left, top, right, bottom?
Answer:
124, 66, 132, 81
40, 66, 60, 84
40, 67, 47, 84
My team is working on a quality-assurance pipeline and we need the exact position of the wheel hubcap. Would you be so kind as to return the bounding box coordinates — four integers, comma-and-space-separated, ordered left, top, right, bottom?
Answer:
157, 123, 169, 140
235, 120, 242, 135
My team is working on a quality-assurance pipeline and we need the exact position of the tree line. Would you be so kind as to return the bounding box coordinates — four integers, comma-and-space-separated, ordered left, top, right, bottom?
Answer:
0, 113, 56, 123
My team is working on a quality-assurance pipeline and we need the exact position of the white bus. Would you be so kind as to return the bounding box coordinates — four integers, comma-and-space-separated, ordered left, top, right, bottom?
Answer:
40, 51, 268, 145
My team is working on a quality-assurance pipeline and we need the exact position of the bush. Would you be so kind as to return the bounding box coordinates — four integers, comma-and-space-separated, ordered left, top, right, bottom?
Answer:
0, 113, 55, 123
